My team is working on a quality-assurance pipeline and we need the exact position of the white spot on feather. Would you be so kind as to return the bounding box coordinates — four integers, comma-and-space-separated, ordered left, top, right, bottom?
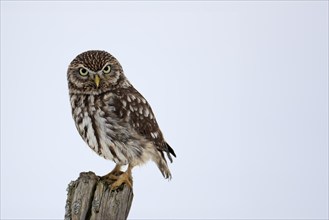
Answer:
151, 132, 158, 139
130, 94, 136, 101
122, 100, 127, 107
144, 108, 149, 117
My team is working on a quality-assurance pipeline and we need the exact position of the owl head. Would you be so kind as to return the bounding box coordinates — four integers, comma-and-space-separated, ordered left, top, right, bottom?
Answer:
67, 50, 130, 95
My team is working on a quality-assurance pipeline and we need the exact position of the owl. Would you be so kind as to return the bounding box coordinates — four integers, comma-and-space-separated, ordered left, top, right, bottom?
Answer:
67, 50, 176, 189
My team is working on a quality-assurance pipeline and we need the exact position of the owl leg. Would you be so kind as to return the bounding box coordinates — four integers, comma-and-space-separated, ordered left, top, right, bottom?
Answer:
110, 164, 133, 190
103, 164, 123, 180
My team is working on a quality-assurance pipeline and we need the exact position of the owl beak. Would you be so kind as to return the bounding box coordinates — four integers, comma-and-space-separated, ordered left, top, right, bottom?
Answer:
95, 75, 100, 88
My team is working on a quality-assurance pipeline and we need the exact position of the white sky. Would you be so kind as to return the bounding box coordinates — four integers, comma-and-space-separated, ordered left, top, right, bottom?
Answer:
1, 1, 328, 219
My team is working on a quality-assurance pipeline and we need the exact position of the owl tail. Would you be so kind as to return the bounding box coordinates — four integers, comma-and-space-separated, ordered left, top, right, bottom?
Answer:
165, 142, 176, 163
156, 144, 175, 179
157, 157, 172, 180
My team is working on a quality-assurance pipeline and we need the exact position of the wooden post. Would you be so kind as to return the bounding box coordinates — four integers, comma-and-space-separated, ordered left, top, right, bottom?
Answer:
65, 171, 133, 220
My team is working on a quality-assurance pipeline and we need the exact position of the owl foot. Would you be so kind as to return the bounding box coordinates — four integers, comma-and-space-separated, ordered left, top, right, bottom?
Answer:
102, 164, 123, 180
110, 172, 133, 191
103, 171, 123, 181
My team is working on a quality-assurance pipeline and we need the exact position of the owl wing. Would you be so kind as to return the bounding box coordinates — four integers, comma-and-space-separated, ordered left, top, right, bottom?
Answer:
114, 87, 176, 162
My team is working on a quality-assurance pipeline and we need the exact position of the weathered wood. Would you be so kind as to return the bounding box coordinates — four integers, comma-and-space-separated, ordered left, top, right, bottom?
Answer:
65, 171, 133, 220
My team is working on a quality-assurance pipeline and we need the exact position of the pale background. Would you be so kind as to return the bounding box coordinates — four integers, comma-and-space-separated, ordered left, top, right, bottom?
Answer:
1, 1, 328, 219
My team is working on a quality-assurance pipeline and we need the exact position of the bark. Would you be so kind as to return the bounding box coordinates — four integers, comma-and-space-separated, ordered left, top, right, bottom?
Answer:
65, 171, 133, 220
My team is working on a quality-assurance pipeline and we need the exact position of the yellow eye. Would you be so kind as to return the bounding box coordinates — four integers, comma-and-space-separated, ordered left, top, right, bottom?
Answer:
79, 68, 89, 76
103, 65, 111, 74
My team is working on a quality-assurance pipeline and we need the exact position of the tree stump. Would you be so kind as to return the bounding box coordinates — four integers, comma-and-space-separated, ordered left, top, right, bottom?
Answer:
65, 171, 133, 220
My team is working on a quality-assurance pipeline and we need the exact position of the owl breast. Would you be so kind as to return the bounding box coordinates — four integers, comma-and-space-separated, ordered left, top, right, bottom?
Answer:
70, 92, 143, 165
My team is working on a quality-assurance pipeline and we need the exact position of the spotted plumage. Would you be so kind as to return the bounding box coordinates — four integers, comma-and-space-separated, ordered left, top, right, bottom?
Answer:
67, 50, 175, 186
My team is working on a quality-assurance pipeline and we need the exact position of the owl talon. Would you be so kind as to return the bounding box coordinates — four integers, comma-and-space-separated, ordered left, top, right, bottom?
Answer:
103, 171, 123, 181
102, 164, 123, 181
110, 172, 133, 191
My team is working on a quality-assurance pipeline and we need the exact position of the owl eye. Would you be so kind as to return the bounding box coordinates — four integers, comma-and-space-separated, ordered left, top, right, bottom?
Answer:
103, 65, 111, 74
79, 68, 89, 76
